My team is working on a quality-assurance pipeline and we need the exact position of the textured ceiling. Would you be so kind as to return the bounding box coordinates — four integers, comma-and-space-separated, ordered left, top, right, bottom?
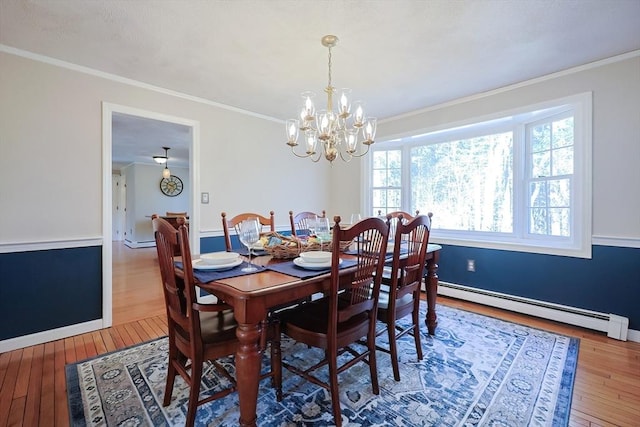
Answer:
2, 0, 639, 168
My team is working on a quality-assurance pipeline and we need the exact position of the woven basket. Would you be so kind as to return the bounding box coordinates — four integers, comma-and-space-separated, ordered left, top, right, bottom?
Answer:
261, 232, 353, 259
303, 240, 353, 253
261, 232, 304, 259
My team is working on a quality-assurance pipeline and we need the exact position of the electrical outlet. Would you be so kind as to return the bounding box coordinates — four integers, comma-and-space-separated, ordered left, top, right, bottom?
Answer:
201, 192, 209, 204
467, 259, 475, 272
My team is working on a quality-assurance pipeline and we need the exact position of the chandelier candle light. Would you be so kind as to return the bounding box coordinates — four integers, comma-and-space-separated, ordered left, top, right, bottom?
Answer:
286, 35, 377, 163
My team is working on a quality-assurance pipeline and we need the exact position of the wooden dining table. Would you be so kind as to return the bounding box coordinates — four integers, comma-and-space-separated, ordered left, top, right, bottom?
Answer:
194, 244, 441, 427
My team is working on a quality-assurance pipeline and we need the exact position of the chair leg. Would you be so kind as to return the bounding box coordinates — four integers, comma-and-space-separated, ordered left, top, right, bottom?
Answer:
328, 354, 342, 427
413, 296, 424, 360
388, 317, 401, 381
163, 345, 179, 406
185, 361, 203, 427
368, 326, 380, 395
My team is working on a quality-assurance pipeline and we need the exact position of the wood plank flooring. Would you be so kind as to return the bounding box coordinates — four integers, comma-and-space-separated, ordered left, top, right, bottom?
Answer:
0, 244, 638, 426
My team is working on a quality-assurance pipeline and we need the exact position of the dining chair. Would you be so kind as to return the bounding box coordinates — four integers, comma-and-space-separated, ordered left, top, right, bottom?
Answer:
377, 214, 431, 381
288, 210, 326, 236
153, 216, 281, 427
280, 216, 390, 427
221, 211, 275, 251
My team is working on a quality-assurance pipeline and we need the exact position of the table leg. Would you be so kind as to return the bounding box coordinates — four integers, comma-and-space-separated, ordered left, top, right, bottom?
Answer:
425, 251, 440, 335
235, 322, 262, 427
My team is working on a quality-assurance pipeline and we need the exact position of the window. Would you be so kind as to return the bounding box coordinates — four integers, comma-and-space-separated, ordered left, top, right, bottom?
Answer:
527, 114, 574, 238
371, 149, 402, 216
366, 93, 592, 258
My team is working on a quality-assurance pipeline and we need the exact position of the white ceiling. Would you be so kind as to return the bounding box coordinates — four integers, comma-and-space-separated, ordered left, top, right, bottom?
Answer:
2, 0, 639, 169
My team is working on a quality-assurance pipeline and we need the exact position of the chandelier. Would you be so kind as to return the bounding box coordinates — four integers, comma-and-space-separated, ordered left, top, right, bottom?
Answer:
285, 35, 377, 163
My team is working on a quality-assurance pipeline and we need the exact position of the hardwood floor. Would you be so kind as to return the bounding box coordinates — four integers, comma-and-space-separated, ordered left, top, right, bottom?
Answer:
0, 244, 638, 426
112, 243, 165, 325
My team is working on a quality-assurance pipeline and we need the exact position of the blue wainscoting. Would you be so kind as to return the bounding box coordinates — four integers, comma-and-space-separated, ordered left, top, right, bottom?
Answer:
437, 244, 640, 330
200, 235, 639, 330
0, 246, 102, 341
1, 240, 637, 343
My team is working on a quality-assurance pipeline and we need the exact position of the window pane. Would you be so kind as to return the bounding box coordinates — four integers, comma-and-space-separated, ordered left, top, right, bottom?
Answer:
531, 151, 550, 178
552, 117, 573, 148
373, 151, 387, 169
410, 132, 513, 232
529, 181, 547, 207
530, 207, 548, 234
531, 123, 550, 152
372, 169, 387, 187
388, 168, 401, 187
549, 208, 570, 236
549, 179, 570, 207
388, 150, 401, 168
387, 189, 401, 210
372, 189, 386, 208
552, 147, 573, 176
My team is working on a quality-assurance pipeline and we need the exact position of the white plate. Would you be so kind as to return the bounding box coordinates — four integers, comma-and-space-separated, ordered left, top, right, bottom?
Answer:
293, 257, 343, 270
193, 258, 242, 271
299, 251, 332, 264
200, 251, 240, 265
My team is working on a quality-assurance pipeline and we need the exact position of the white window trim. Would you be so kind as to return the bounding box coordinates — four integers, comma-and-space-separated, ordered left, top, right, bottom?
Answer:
366, 92, 593, 258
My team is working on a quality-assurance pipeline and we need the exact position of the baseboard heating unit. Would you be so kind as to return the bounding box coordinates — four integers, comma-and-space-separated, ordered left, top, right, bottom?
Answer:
438, 281, 630, 341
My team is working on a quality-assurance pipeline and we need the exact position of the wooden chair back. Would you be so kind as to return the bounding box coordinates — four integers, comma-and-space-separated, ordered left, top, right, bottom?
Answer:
330, 215, 389, 333
166, 211, 188, 217
280, 215, 390, 426
289, 210, 326, 236
377, 213, 431, 381
378, 210, 432, 240
389, 214, 431, 295
221, 211, 275, 251
153, 216, 242, 426
153, 216, 202, 351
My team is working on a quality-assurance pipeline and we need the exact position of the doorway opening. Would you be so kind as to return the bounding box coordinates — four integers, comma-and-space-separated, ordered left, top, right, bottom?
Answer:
102, 102, 200, 327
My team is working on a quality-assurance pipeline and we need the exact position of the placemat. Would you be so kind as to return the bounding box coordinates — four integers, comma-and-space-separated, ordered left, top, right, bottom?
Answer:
265, 259, 357, 279
175, 261, 266, 283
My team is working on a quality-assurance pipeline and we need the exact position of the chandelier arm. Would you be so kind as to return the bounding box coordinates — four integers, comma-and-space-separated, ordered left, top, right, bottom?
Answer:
349, 143, 372, 158
290, 146, 315, 159
338, 149, 354, 163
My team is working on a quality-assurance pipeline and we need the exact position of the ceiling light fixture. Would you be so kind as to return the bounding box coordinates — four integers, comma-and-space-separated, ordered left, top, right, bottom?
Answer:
153, 147, 171, 178
285, 35, 376, 163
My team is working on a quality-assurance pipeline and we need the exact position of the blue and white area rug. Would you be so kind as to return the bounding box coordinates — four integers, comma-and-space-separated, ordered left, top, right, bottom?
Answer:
66, 303, 579, 426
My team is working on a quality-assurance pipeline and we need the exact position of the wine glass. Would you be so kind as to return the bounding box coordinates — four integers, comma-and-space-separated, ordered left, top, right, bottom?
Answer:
350, 213, 361, 224
316, 217, 331, 251
307, 216, 317, 238
238, 218, 260, 272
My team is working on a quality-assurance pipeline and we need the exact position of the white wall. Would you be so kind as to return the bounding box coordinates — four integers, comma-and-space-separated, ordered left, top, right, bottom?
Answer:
364, 54, 640, 242
122, 163, 190, 244
2, 50, 637, 247
0, 50, 331, 246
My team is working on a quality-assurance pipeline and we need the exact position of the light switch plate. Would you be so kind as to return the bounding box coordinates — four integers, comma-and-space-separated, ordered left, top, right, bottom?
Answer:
201, 192, 209, 204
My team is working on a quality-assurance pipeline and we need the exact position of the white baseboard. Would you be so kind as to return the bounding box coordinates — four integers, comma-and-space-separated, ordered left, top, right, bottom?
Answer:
0, 319, 105, 353
124, 240, 155, 248
437, 281, 637, 342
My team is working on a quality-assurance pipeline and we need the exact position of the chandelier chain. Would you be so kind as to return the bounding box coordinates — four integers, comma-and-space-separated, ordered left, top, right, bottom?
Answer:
327, 46, 332, 89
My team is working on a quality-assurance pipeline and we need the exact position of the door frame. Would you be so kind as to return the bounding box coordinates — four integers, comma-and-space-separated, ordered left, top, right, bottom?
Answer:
101, 102, 200, 327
